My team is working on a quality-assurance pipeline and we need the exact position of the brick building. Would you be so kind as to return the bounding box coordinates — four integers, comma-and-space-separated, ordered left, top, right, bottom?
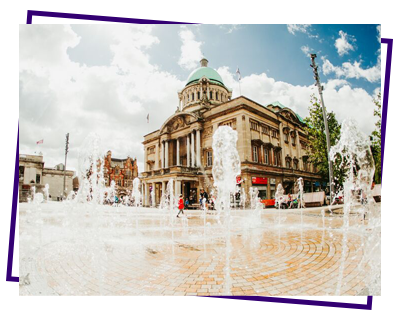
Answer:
103, 151, 139, 196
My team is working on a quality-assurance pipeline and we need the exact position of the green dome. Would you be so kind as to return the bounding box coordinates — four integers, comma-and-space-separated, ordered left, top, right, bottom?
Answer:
186, 67, 225, 86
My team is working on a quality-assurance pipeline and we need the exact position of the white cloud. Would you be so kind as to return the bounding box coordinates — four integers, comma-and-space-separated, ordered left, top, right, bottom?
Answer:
377, 25, 381, 42
217, 66, 376, 135
178, 27, 203, 70
335, 30, 356, 56
287, 24, 311, 35
218, 24, 241, 34
322, 26, 381, 82
301, 45, 312, 56
322, 57, 380, 83
20, 25, 184, 174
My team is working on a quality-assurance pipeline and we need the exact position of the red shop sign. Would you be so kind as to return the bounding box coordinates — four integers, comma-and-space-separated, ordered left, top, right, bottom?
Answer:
236, 176, 242, 184
252, 177, 268, 185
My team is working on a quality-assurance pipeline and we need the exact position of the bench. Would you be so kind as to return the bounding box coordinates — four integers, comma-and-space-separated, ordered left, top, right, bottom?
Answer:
187, 203, 201, 210
303, 191, 326, 207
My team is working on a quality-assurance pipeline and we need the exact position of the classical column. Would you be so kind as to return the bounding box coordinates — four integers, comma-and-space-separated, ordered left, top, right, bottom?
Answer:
175, 180, 181, 197
295, 130, 302, 170
144, 147, 148, 171
191, 131, 195, 168
165, 140, 169, 168
144, 182, 148, 207
151, 182, 155, 207
279, 123, 285, 167
161, 141, 164, 169
161, 181, 166, 199
176, 138, 180, 166
196, 129, 201, 167
186, 135, 190, 167
155, 142, 160, 170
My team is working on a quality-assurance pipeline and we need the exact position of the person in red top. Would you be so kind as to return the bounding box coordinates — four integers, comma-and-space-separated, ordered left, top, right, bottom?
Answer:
177, 194, 184, 218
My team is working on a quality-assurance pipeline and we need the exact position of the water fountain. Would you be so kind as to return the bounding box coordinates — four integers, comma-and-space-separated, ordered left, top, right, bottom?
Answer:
19, 119, 380, 297
212, 125, 241, 295
330, 119, 380, 295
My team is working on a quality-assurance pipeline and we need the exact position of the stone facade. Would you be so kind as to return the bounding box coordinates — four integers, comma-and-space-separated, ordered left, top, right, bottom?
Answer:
141, 58, 323, 207
19, 154, 74, 202
103, 151, 139, 196
42, 168, 74, 201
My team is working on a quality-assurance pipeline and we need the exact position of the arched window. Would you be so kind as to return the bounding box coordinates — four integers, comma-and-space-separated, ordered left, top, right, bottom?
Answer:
284, 132, 289, 143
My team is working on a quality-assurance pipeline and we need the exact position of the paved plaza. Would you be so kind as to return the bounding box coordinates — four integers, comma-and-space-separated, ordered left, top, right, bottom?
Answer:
19, 203, 380, 296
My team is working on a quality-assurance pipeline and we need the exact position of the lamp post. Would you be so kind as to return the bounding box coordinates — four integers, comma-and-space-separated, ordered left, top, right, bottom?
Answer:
310, 54, 334, 204
63, 133, 69, 199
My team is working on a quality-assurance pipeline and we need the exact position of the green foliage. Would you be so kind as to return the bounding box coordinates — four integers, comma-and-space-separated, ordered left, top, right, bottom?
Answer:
304, 95, 345, 189
371, 92, 381, 183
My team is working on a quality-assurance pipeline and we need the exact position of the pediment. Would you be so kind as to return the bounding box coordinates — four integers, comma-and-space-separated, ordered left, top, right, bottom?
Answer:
280, 110, 298, 123
160, 113, 198, 134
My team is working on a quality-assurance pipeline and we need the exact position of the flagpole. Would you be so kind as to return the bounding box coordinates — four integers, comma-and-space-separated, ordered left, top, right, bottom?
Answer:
236, 67, 242, 96
63, 133, 69, 199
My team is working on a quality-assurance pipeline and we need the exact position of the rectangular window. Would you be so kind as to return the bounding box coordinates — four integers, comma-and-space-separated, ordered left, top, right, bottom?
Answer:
197, 92, 200, 99
210, 91, 213, 99
192, 93, 194, 101
207, 151, 213, 166
252, 146, 258, 162
264, 148, 269, 164
36, 174, 40, 184
250, 121, 259, 131
262, 126, 269, 134
272, 130, 277, 138
216, 92, 219, 100
291, 135, 296, 145
19, 166, 24, 179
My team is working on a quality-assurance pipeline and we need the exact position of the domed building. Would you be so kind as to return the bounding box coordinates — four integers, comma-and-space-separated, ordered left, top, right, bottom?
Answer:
141, 58, 323, 207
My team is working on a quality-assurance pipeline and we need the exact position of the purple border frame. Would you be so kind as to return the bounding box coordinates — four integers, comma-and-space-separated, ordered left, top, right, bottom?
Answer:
6, 10, 393, 310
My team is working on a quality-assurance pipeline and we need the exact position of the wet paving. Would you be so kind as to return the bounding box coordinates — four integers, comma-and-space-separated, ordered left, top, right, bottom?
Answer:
19, 203, 380, 296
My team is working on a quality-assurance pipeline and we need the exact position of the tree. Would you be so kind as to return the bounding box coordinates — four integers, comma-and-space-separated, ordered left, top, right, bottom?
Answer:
304, 95, 345, 189
370, 92, 381, 184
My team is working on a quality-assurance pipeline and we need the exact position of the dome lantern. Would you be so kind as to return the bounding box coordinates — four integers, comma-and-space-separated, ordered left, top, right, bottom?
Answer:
200, 57, 208, 67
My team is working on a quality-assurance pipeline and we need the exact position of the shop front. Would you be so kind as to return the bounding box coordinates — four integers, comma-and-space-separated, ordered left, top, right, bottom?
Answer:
251, 176, 269, 200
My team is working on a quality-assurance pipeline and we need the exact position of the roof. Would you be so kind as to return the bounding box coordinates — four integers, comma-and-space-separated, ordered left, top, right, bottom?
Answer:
267, 101, 306, 124
186, 67, 225, 86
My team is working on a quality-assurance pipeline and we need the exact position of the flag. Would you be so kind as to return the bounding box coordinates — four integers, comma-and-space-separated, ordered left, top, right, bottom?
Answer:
236, 67, 241, 80
36, 139, 43, 145
147, 114, 149, 123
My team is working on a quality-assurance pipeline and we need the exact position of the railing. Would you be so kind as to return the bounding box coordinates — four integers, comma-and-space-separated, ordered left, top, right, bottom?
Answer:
141, 166, 200, 177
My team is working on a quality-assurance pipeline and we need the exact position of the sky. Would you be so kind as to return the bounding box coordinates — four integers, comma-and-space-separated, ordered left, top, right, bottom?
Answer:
19, 24, 381, 174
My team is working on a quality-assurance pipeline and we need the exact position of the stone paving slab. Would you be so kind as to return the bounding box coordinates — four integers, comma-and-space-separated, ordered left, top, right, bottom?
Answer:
19, 203, 380, 296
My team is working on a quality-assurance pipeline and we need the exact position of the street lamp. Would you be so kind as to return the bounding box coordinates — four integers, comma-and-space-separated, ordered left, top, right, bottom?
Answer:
309, 54, 334, 204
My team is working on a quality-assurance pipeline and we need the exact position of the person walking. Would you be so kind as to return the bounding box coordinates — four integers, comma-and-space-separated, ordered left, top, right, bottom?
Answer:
177, 194, 184, 218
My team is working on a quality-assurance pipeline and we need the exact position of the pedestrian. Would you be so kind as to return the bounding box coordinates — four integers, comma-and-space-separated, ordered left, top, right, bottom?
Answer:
177, 194, 184, 218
